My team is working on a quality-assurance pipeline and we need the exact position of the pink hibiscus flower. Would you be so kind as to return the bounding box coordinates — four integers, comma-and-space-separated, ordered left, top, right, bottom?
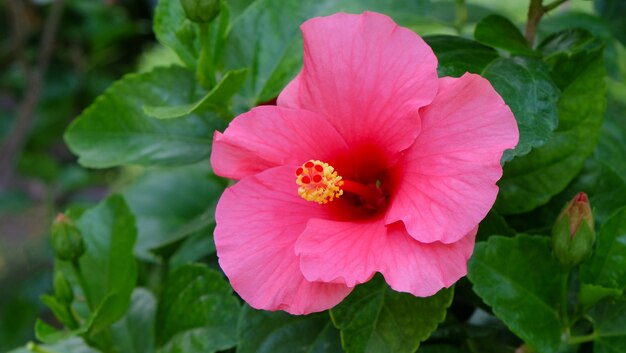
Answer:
211, 12, 519, 314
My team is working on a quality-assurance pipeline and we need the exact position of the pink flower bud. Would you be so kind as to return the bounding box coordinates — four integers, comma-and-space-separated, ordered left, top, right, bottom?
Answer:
552, 192, 595, 268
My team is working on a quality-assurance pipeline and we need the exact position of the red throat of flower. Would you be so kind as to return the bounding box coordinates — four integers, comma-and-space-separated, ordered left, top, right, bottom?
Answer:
295, 160, 386, 209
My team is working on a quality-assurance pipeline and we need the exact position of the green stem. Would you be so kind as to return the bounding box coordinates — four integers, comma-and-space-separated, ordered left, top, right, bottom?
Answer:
559, 270, 570, 328
544, 0, 569, 12
525, 0, 544, 46
71, 259, 93, 310
454, 0, 467, 34
524, 0, 571, 46
197, 23, 216, 89
26, 342, 56, 353
567, 331, 598, 344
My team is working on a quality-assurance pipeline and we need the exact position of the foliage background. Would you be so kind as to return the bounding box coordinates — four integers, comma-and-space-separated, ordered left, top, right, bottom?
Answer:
1, 0, 625, 352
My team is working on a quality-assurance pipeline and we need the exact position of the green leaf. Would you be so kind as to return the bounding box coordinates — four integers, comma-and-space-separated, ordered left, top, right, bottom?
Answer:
580, 207, 626, 290
418, 345, 469, 353
424, 35, 499, 77
578, 99, 626, 223
237, 305, 342, 353
537, 29, 596, 58
169, 230, 216, 269
35, 319, 75, 345
594, 0, 626, 46
223, 0, 311, 105
143, 69, 248, 119
474, 15, 536, 56
7, 338, 100, 353
579, 284, 622, 311
576, 158, 626, 224
467, 235, 566, 353
40, 295, 77, 332
476, 210, 515, 242
594, 102, 626, 178
495, 48, 606, 214
153, 0, 200, 68
149, 208, 216, 263
110, 288, 157, 353
156, 264, 240, 353
74, 195, 137, 332
224, 0, 450, 106
588, 298, 626, 353
481, 57, 560, 161
330, 275, 453, 353
65, 66, 221, 168
122, 163, 223, 261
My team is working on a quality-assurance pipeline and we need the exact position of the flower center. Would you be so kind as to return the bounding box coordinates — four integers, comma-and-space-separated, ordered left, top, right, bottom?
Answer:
295, 160, 344, 204
295, 160, 386, 209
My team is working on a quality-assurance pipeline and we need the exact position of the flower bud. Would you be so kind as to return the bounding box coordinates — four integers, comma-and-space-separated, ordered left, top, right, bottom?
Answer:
51, 213, 85, 262
180, 0, 222, 23
53, 271, 74, 304
552, 192, 595, 268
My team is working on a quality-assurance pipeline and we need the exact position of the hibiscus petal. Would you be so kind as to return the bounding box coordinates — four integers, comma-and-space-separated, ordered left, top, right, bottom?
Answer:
295, 218, 386, 287
211, 106, 348, 180
278, 12, 437, 155
296, 218, 475, 296
379, 224, 476, 297
214, 166, 352, 314
386, 73, 519, 243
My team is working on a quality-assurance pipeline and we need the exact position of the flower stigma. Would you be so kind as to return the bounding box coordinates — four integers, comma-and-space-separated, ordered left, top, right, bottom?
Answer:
295, 160, 387, 210
295, 160, 344, 204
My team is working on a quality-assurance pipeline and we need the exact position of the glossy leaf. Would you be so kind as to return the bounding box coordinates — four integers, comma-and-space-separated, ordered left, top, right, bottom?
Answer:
468, 235, 566, 353
418, 345, 469, 353
65, 66, 221, 168
169, 230, 216, 269
7, 337, 100, 353
576, 99, 626, 223
474, 15, 535, 56
588, 298, 626, 353
111, 288, 157, 353
476, 210, 515, 242
143, 69, 248, 119
153, 0, 200, 68
594, 0, 626, 46
424, 35, 499, 77
39, 295, 76, 333
576, 159, 626, 224
579, 284, 622, 311
156, 264, 239, 353
580, 207, 626, 289
593, 97, 626, 178
74, 195, 138, 333
122, 163, 223, 261
495, 49, 605, 214
330, 275, 453, 353
481, 57, 560, 160
537, 28, 596, 57
237, 305, 342, 353
223, 0, 452, 106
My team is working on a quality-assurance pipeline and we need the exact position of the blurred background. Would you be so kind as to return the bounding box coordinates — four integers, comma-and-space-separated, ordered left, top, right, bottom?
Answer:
0, 0, 620, 351
0, 0, 161, 349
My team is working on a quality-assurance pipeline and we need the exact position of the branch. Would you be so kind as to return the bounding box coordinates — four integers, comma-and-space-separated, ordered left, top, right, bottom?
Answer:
524, 0, 570, 46
0, 0, 65, 190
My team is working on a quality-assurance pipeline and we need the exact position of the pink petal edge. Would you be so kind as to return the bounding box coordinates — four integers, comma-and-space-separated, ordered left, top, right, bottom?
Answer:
214, 166, 352, 314
296, 218, 476, 297
211, 106, 349, 180
278, 11, 438, 155
379, 224, 477, 297
386, 73, 519, 244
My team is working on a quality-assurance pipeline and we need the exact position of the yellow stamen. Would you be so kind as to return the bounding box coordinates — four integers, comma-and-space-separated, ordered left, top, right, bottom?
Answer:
295, 160, 344, 204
